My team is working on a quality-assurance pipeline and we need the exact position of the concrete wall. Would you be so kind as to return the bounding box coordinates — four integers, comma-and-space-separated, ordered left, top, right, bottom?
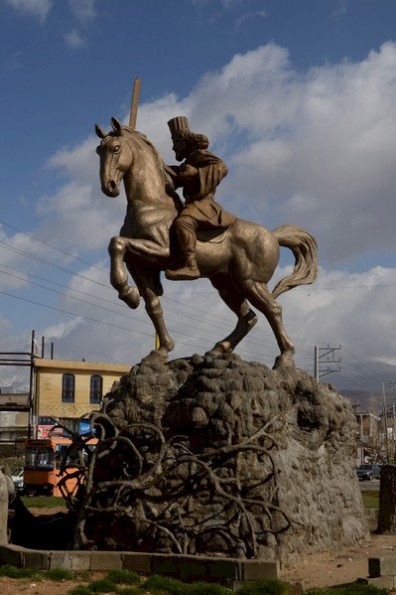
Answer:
33, 359, 131, 419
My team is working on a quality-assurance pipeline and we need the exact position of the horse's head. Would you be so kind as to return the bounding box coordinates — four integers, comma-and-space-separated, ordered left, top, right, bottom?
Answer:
95, 117, 133, 197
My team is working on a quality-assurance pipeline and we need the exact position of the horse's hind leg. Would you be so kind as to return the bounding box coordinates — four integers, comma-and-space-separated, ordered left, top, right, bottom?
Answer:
236, 279, 295, 368
207, 274, 258, 355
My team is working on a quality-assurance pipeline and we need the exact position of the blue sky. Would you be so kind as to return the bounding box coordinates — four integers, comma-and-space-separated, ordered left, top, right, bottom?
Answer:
2, 0, 396, 397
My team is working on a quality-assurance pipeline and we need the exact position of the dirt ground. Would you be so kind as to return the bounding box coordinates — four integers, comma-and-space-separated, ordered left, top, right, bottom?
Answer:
281, 532, 396, 589
0, 573, 108, 595
2, 511, 396, 594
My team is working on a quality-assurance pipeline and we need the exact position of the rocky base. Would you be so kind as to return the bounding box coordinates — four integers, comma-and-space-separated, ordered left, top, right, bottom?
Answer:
73, 353, 368, 566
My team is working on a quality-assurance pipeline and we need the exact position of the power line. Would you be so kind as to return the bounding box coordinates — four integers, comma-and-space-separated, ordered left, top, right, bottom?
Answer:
0, 241, 109, 290
0, 219, 108, 274
0, 246, 282, 351
1, 218, 396, 382
0, 268, 133, 320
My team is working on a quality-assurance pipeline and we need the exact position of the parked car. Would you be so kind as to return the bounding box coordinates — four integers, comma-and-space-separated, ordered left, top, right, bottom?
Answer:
356, 464, 381, 481
11, 467, 25, 495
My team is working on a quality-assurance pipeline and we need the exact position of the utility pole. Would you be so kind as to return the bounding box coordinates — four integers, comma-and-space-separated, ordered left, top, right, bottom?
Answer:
314, 345, 341, 383
382, 381, 396, 463
383, 382, 389, 462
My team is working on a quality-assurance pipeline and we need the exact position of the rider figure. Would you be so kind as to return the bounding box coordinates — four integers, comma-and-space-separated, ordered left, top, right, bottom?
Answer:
165, 116, 236, 281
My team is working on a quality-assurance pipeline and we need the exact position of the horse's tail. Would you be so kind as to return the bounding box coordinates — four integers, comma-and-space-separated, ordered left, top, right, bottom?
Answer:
271, 225, 318, 299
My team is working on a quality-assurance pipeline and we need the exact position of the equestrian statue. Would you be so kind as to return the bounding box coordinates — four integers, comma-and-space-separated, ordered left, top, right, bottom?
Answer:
95, 116, 318, 368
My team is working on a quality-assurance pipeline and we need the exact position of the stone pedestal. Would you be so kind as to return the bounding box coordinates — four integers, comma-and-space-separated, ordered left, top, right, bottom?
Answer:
73, 353, 367, 566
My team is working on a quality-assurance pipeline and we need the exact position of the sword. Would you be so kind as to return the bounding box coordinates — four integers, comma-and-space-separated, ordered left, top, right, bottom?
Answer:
128, 77, 161, 350
129, 76, 141, 129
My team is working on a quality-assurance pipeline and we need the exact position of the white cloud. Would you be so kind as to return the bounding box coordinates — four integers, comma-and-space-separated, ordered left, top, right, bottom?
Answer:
331, 0, 349, 19
35, 179, 122, 254
43, 317, 84, 341
5, 0, 52, 22
235, 10, 266, 30
64, 29, 86, 49
283, 266, 396, 374
0, 228, 57, 291
46, 136, 98, 183
39, 134, 126, 254
68, 0, 96, 22
8, 41, 396, 387
143, 42, 396, 268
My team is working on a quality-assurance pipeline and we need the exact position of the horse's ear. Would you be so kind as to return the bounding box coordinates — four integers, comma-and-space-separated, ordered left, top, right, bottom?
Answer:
111, 117, 122, 135
95, 124, 106, 139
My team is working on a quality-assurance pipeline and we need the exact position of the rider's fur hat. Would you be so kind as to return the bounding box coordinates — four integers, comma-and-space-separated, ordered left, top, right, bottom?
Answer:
168, 116, 190, 138
168, 116, 209, 149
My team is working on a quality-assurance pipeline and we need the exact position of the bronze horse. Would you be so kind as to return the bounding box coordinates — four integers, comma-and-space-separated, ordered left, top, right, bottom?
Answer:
95, 118, 318, 367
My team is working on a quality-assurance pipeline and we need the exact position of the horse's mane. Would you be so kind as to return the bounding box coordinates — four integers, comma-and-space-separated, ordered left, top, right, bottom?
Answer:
122, 126, 177, 195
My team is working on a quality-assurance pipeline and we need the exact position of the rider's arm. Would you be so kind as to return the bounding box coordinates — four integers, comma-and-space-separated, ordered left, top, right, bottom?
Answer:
178, 164, 199, 179
164, 164, 184, 189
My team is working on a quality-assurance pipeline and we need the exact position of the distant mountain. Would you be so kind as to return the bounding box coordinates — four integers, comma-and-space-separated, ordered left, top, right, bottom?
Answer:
318, 360, 396, 414
341, 390, 380, 412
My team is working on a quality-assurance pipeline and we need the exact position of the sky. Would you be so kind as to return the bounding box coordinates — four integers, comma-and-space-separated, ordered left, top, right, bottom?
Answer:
1, 0, 396, 399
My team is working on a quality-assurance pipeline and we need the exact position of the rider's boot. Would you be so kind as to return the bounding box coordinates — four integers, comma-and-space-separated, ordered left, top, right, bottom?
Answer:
166, 216, 200, 280
166, 251, 200, 280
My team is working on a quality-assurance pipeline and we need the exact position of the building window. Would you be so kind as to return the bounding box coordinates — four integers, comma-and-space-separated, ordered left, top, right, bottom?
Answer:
90, 375, 103, 404
62, 374, 75, 403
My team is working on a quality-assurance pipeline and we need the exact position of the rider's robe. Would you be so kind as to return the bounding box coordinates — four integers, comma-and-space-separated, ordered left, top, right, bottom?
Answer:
170, 149, 236, 228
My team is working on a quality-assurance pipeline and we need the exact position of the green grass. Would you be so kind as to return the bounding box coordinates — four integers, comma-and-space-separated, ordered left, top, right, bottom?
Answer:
0, 565, 390, 595
21, 495, 66, 508
64, 570, 389, 595
116, 588, 142, 595
136, 574, 190, 594
69, 587, 93, 595
0, 565, 39, 579
306, 584, 389, 595
46, 568, 75, 581
106, 569, 140, 585
86, 577, 119, 592
237, 578, 288, 594
187, 581, 235, 594
140, 574, 232, 594
0, 565, 78, 581
67, 571, 234, 594
361, 490, 379, 509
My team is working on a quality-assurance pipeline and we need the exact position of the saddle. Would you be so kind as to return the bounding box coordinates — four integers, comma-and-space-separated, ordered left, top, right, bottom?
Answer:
196, 226, 230, 244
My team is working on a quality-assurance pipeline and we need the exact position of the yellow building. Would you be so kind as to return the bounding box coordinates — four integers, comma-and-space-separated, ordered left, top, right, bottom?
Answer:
33, 358, 131, 421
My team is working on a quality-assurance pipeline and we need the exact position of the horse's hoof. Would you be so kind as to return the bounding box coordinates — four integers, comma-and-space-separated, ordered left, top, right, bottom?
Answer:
141, 349, 169, 364
273, 353, 295, 370
205, 341, 232, 357
205, 349, 221, 358
118, 287, 140, 309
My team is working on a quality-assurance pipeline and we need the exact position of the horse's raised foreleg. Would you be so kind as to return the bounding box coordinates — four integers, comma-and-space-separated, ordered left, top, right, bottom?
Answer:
236, 279, 295, 368
207, 275, 258, 355
109, 236, 174, 360
108, 236, 140, 308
